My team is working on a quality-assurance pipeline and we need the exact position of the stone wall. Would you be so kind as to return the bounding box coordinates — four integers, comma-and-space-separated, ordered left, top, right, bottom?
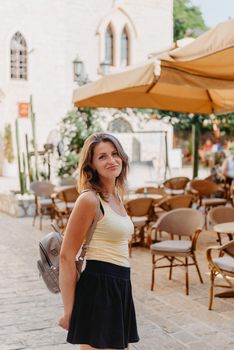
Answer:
0, 192, 35, 217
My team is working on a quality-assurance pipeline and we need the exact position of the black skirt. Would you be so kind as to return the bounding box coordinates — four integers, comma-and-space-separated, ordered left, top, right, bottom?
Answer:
67, 260, 139, 349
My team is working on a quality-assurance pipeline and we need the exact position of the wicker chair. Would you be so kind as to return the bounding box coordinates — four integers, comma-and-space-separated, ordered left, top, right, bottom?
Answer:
52, 186, 79, 229
135, 187, 168, 222
206, 240, 234, 310
30, 180, 55, 230
207, 206, 234, 244
149, 194, 195, 243
163, 176, 190, 195
189, 179, 227, 228
155, 194, 194, 212
150, 208, 204, 295
125, 197, 154, 256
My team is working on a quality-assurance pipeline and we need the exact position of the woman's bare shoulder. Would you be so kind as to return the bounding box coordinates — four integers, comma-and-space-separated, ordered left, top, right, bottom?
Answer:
76, 190, 98, 207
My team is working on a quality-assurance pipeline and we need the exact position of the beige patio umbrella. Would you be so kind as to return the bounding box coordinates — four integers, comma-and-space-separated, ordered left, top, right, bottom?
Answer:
73, 19, 234, 115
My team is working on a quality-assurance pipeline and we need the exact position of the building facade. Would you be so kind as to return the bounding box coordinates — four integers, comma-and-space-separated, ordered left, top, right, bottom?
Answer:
0, 0, 173, 176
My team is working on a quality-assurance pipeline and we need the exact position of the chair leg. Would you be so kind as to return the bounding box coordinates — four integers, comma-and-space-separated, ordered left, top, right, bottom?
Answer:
146, 229, 152, 247
32, 204, 38, 226
185, 257, 189, 295
216, 232, 222, 245
32, 212, 37, 226
39, 210, 43, 230
169, 257, 174, 280
209, 269, 215, 310
151, 254, 155, 291
192, 253, 203, 283
204, 206, 209, 229
50, 208, 55, 221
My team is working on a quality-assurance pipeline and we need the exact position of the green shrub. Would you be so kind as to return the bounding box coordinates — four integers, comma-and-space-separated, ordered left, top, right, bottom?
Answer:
57, 108, 103, 178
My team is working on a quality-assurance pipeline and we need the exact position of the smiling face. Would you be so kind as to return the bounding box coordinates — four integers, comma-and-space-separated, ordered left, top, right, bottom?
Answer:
91, 141, 123, 181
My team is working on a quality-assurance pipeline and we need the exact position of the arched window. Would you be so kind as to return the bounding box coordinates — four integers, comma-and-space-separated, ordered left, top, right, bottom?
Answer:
10, 32, 27, 80
121, 27, 129, 66
105, 25, 114, 65
108, 117, 133, 133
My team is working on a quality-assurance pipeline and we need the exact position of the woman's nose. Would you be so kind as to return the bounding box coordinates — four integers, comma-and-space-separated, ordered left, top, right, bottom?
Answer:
108, 155, 116, 163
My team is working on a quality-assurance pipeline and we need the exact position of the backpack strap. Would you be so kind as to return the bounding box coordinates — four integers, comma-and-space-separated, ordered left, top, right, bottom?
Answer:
77, 190, 101, 263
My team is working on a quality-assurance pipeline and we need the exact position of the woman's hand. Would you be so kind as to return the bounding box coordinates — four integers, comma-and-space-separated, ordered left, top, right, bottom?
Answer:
58, 314, 71, 330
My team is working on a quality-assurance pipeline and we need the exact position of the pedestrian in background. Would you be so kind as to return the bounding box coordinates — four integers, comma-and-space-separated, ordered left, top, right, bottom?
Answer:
222, 151, 234, 185
58, 132, 139, 350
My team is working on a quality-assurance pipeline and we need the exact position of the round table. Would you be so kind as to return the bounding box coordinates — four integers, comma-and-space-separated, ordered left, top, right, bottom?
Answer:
125, 193, 162, 201
213, 222, 234, 245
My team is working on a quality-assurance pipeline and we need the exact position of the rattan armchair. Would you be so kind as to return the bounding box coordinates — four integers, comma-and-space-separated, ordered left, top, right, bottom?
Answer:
189, 179, 227, 228
30, 180, 55, 230
207, 206, 234, 244
163, 176, 190, 195
155, 194, 194, 212
206, 240, 234, 310
125, 197, 154, 256
135, 186, 168, 223
52, 186, 79, 229
150, 208, 204, 295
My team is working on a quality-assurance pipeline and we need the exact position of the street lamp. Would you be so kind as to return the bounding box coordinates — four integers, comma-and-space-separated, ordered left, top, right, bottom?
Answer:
73, 56, 90, 85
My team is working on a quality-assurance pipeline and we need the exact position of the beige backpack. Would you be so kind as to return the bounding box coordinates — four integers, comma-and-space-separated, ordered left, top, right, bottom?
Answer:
37, 195, 100, 293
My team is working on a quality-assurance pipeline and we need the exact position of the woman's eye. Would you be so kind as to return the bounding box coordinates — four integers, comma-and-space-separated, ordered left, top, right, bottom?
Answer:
113, 152, 119, 157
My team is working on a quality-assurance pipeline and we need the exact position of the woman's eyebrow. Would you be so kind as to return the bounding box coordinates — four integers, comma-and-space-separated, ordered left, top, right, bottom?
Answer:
96, 149, 116, 156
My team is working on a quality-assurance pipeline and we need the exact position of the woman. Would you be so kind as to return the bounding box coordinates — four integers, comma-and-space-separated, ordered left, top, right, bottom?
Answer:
58, 132, 139, 350
222, 152, 234, 185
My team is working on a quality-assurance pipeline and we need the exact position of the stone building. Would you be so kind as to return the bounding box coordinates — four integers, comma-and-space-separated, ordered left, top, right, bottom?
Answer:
0, 0, 173, 176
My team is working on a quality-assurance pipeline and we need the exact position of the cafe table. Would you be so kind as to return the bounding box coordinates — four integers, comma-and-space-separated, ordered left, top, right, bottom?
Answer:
213, 222, 234, 245
124, 193, 162, 202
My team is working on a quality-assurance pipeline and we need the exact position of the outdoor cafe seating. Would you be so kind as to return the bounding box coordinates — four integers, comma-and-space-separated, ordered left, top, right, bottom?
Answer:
135, 186, 168, 199
125, 197, 155, 257
52, 185, 79, 229
30, 180, 55, 230
150, 208, 204, 295
207, 206, 234, 245
206, 239, 234, 310
162, 176, 190, 196
155, 194, 194, 212
189, 179, 227, 228
147, 194, 195, 243
134, 186, 168, 222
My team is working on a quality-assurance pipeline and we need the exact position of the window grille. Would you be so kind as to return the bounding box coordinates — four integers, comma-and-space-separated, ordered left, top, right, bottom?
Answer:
10, 32, 27, 80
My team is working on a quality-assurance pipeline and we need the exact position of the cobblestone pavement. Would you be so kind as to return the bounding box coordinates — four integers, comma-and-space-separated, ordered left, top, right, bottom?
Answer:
0, 212, 234, 350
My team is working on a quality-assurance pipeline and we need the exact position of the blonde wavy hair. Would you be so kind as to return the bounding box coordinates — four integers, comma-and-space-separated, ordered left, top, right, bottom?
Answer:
78, 132, 129, 200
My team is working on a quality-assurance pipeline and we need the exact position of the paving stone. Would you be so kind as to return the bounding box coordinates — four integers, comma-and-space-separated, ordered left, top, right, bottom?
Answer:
0, 213, 233, 349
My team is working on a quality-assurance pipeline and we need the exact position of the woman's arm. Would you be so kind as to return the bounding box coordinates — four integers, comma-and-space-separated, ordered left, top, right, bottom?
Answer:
58, 191, 97, 330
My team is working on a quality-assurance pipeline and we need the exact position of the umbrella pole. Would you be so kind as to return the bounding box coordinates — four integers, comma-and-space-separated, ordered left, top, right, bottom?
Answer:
192, 119, 200, 179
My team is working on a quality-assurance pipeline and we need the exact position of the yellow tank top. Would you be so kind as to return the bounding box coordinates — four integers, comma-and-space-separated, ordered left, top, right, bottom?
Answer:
86, 196, 134, 267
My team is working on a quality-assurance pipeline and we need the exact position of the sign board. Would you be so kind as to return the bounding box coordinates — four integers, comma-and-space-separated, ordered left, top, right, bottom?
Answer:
18, 102, 29, 118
